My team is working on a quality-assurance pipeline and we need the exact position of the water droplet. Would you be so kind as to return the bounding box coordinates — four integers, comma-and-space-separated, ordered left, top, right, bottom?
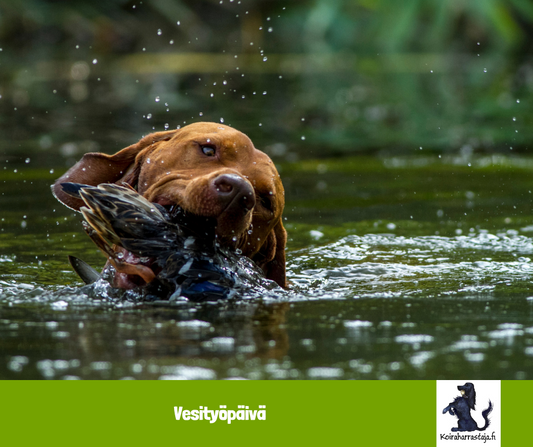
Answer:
199, 112, 203, 116
157, 29, 162, 36
155, 96, 160, 102
513, 117, 517, 121
483, 68, 487, 73
49, 169, 54, 174
263, 56, 268, 62
146, 113, 152, 119
268, 27, 273, 32
92, 59, 98, 64
164, 123, 169, 129
517, 99, 521, 103
147, 158, 151, 164
25, 158, 30, 164
262, 91, 267, 95
177, 21, 181, 26
220, 117, 224, 123
301, 135, 306, 140
117, 252, 124, 260
169, 40, 174, 45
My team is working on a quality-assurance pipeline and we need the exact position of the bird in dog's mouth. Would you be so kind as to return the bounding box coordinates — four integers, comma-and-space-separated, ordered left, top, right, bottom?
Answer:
60, 182, 269, 301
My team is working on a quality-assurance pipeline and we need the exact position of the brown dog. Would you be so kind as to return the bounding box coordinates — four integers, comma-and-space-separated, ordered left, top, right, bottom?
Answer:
52, 122, 286, 289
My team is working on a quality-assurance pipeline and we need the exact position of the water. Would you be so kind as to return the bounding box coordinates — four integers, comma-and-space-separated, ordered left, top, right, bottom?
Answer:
2, 154, 533, 379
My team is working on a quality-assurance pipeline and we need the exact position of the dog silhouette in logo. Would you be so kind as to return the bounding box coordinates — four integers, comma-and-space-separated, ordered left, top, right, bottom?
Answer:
442, 382, 493, 432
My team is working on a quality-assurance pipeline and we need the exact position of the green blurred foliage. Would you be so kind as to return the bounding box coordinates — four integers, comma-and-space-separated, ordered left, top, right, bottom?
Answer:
2, 0, 533, 160
3, 0, 533, 55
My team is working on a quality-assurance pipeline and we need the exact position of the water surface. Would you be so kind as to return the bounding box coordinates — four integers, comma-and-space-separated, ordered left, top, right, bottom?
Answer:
2, 154, 533, 379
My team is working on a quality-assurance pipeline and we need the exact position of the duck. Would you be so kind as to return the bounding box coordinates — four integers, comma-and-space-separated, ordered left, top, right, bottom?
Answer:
60, 182, 263, 301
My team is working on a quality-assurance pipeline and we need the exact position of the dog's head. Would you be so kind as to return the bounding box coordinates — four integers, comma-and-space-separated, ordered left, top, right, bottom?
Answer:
52, 122, 287, 287
457, 382, 476, 410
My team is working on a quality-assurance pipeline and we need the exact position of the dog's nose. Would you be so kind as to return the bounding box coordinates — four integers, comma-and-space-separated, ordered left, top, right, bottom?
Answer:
213, 174, 255, 212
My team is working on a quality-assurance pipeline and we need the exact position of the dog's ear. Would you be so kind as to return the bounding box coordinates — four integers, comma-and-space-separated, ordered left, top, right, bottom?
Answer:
52, 130, 178, 211
255, 220, 287, 288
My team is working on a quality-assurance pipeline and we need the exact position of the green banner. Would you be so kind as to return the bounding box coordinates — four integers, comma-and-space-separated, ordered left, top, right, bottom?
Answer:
502, 381, 531, 446
0, 380, 530, 445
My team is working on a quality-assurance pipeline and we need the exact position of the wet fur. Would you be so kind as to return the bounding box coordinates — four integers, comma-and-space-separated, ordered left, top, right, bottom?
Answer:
52, 123, 286, 287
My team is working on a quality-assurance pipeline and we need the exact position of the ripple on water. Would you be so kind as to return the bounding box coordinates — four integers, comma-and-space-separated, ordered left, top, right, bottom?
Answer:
2, 231, 533, 306
158, 365, 217, 380
307, 367, 344, 379
487, 323, 524, 340
395, 334, 434, 344
288, 232, 533, 299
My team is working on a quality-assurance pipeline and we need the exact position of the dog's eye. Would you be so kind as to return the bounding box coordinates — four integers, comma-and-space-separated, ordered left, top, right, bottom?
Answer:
201, 145, 216, 156
259, 194, 273, 211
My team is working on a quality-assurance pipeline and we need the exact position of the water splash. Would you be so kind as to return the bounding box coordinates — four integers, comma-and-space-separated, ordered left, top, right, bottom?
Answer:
288, 232, 533, 299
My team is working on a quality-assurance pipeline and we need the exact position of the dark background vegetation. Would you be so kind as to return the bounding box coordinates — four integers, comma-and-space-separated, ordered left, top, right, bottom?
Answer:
2, 0, 533, 164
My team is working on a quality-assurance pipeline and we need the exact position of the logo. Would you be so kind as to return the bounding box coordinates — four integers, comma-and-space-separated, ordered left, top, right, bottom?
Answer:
437, 381, 501, 446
